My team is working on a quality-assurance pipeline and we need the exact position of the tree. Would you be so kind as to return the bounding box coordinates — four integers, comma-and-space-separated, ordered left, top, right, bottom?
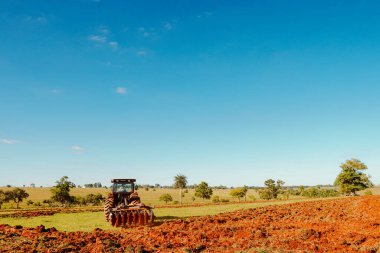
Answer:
0, 190, 8, 209
242, 185, 249, 201
259, 179, 285, 200
230, 187, 248, 201
159, 193, 173, 204
194, 181, 213, 200
173, 174, 187, 205
6, 188, 29, 209
51, 176, 75, 206
334, 158, 372, 195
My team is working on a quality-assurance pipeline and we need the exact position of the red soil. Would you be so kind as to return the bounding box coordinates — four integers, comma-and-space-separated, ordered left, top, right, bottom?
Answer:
0, 196, 379, 252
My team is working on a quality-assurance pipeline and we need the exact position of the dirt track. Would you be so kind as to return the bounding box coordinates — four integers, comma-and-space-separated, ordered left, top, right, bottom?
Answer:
1, 196, 379, 252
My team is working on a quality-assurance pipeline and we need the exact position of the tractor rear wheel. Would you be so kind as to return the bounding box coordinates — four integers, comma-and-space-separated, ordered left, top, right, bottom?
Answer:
104, 194, 114, 222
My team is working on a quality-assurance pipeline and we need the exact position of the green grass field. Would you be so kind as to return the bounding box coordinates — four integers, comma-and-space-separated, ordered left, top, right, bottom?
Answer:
0, 198, 325, 232
1, 186, 379, 209
0, 187, 265, 209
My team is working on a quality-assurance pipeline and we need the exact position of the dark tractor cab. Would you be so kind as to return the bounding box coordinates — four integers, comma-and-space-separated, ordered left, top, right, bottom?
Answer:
112, 178, 136, 193
111, 179, 140, 206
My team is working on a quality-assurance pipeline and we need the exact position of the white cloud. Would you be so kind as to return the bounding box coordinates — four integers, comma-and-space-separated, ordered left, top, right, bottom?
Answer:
109, 41, 118, 50
196, 11, 213, 19
26, 16, 47, 24
163, 22, 173, 31
1, 139, 18, 145
88, 34, 106, 43
98, 26, 109, 34
71, 146, 84, 151
138, 27, 153, 37
137, 50, 147, 56
50, 89, 61, 94
116, 87, 127, 94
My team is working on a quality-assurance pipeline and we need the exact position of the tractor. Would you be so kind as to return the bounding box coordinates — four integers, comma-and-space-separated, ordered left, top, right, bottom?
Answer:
104, 179, 154, 227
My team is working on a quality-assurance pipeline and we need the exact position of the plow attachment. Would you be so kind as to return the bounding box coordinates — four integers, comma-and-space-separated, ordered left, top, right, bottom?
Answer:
107, 205, 155, 227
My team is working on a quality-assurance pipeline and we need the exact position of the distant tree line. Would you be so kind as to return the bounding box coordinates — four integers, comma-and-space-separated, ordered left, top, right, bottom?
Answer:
157, 158, 373, 205
83, 182, 103, 188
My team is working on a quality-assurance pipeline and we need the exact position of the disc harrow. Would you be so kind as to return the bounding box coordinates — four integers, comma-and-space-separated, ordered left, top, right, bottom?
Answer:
109, 208, 154, 227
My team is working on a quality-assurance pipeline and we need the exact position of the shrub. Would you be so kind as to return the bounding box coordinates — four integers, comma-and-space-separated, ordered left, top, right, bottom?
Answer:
364, 189, 373, 195
212, 196, 220, 203
173, 200, 179, 205
259, 189, 272, 200
301, 188, 340, 198
159, 193, 173, 204
229, 187, 248, 201
84, 193, 105, 206
42, 199, 54, 207
248, 195, 256, 201
33, 201, 42, 207
220, 198, 230, 203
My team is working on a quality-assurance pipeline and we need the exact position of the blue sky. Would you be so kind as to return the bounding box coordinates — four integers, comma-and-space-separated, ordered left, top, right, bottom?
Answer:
1, 0, 379, 187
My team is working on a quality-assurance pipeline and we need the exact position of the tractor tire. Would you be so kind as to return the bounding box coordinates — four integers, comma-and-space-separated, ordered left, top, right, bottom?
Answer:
104, 194, 114, 222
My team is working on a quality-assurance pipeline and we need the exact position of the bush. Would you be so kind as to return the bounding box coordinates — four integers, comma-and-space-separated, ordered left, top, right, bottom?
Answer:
173, 200, 179, 205
229, 187, 248, 201
248, 195, 256, 201
42, 199, 54, 207
212, 196, 220, 203
364, 189, 373, 195
159, 193, 173, 204
26, 200, 34, 206
301, 188, 340, 198
259, 189, 272, 200
220, 198, 230, 203
83, 193, 105, 206
184, 189, 189, 193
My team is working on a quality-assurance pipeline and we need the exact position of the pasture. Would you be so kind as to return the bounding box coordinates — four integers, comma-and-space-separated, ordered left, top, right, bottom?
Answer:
0, 186, 379, 209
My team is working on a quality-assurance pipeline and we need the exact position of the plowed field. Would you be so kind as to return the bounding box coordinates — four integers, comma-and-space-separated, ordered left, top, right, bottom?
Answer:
1, 196, 379, 252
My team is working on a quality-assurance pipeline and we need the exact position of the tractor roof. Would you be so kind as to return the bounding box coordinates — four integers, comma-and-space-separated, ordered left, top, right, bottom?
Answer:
111, 179, 136, 183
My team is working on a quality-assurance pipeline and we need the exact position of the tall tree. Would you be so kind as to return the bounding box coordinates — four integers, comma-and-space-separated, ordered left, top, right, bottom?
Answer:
259, 179, 285, 200
334, 158, 372, 195
6, 188, 29, 209
195, 181, 213, 200
173, 174, 187, 205
51, 176, 75, 206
